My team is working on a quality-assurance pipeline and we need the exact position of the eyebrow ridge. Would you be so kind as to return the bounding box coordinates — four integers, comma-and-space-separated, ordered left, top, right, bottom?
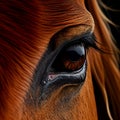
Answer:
50, 31, 98, 51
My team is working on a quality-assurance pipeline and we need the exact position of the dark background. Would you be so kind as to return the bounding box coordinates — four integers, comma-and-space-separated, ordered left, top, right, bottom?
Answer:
102, 0, 120, 49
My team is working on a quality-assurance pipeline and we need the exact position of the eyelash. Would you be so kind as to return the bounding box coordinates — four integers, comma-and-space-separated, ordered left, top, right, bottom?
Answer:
80, 34, 99, 50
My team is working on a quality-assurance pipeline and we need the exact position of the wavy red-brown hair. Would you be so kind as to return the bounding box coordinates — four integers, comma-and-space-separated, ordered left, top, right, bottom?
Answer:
0, 0, 119, 120
87, 0, 120, 119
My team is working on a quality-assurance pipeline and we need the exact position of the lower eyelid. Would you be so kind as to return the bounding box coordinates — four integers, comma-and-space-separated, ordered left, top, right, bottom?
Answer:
48, 61, 87, 82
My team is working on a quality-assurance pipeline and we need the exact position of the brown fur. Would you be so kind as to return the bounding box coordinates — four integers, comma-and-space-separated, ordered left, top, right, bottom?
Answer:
0, 0, 119, 120
87, 1, 120, 119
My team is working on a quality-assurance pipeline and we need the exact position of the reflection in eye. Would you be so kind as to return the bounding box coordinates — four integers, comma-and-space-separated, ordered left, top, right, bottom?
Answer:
52, 43, 86, 72
63, 44, 85, 71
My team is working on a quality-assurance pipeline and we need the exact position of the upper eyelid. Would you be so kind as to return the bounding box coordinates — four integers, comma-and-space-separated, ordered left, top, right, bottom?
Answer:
50, 24, 92, 49
56, 32, 98, 51
48, 31, 100, 60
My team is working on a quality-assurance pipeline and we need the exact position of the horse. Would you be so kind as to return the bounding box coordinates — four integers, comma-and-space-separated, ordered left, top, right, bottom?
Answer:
0, 0, 120, 120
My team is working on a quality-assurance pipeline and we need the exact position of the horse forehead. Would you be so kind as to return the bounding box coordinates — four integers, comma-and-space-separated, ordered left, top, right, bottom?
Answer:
39, 0, 94, 32
38, 0, 94, 48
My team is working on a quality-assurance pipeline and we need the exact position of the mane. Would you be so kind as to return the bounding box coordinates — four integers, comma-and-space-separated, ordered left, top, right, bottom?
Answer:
86, 0, 120, 119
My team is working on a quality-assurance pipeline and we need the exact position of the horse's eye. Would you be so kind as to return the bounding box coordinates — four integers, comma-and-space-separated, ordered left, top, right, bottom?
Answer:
52, 44, 86, 72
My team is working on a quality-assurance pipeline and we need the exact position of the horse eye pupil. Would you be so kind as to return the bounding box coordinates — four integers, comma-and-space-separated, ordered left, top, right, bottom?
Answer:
65, 45, 85, 62
65, 51, 81, 61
